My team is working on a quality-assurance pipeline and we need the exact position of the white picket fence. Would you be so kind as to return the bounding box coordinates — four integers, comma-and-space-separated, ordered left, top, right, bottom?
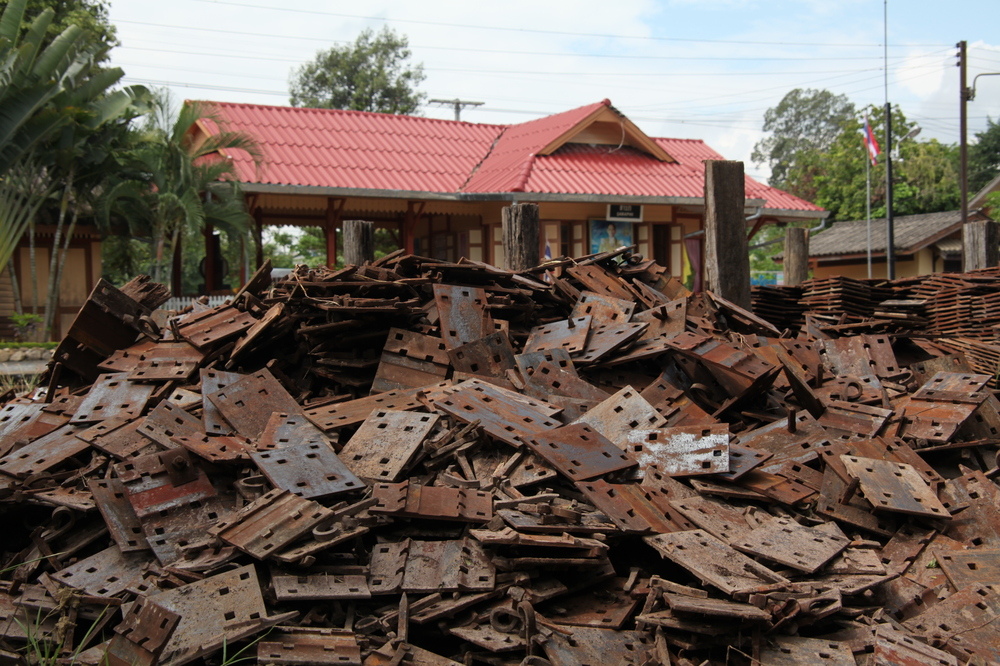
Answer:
161, 295, 230, 311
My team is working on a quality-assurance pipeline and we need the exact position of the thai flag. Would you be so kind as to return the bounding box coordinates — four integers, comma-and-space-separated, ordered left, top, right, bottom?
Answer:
544, 241, 552, 261
863, 116, 880, 165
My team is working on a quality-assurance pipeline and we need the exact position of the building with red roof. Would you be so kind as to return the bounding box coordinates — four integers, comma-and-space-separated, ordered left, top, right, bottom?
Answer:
191, 98, 824, 279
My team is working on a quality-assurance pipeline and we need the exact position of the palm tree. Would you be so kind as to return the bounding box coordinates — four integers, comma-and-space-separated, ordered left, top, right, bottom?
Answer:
101, 93, 261, 287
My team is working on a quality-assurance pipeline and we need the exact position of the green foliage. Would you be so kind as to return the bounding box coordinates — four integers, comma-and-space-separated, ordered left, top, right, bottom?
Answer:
290, 27, 425, 114
17, 0, 117, 52
263, 225, 400, 268
752, 88, 856, 188
970, 117, 1000, 194
781, 104, 958, 222
9, 311, 42, 340
100, 92, 261, 285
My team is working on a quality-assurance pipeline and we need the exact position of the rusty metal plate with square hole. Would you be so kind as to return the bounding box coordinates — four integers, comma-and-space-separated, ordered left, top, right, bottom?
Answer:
88, 477, 149, 552
339, 409, 439, 481
626, 425, 729, 477
759, 636, 858, 666
575, 323, 647, 365
257, 412, 330, 451
69, 373, 156, 424
252, 440, 363, 500
175, 304, 258, 350
841, 455, 950, 520
368, 538, 495, 594
172, 433, 252, 462
138, 400, 203, 449
200, 368, 243, 435
105, 596, 181, 666
304, 384, 443, 431
210, 489, 333, 559
566, 265, 638, 301
434, 379, 561, 448
912, 371, 992, 403
576, 479, 678, 534
644, 529, 788, 595
0, 402, 67, 452
524, 423, 637, 481
570, 290, 637, 324
732, 517, 850, 573
873, 624, 959, 666
524, 316, 592, 355
150, 564, 275, 666
0, 424, 89, 478
115, 449, 217, 517
433, 284, 494, 350
540, 626, 650, 666
372, 480, 492, 523
256, 626, 362, 666
271, 571, 371, 601
141, 495, 233, 566
207, 369, 301, 439
447, 331, 516, 378
52, 545, 151, 597
79, 417, 155, 460
373, 328, 450, 393
668, 496, 754, 544
571, 387, 667, 449
902, 584, 1000, 663
935, 548, 1000, 589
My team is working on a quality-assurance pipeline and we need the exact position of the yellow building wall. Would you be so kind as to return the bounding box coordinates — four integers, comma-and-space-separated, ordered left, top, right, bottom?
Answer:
811, 249, 933, 281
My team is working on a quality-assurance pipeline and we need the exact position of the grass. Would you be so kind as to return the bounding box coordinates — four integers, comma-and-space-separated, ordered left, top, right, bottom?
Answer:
0, 371, 40, 397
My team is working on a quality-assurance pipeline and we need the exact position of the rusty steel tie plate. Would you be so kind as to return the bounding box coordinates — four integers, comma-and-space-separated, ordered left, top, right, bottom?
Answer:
257, 412, 330, 451
434, 379, 561, 448
373, 328, 451, 393
175, 304, 258, 350
104, 596, 181, 666
252, 440, 364, 500
571, 387, 667, 449
433, 284, 494, 350
339, 409, 440, 482
69, 373, 156, 425
52, 545, 151, 597
88, 477, 149, 552
256, 626, 362, 666
524, 423, 637, 481
371, 480, 492, 523
0, 424, 89, 478
115, 449, 217, 517
625, 425, 730, 477
643, 529, 788, 596
570, 290, 637, 324
447, 331, 517, 379
271, 571, 371, 601
731, 517, 850, 573
524, 316, 593, 355
138, 400, 204, 450
305, 384, 446, 432
207, 369, 302, 439
369, 538, 495, 594
576, 478, 677, 534
758, 636, 858, 665
575, 322, 648, 365
209, 489, 334, 559
200, 368, 243, 435
841, 455, 950, 520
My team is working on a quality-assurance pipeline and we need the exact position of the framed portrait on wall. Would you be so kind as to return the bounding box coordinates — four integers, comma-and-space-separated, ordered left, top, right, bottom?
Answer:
590, 220, 632, 254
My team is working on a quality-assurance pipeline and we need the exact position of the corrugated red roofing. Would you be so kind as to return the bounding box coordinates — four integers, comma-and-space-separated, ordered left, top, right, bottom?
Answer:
199, 100, 822, 214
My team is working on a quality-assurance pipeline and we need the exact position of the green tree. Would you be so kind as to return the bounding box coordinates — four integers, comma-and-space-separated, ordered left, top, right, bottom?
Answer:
785, 105, 958, 222
16, 0, 117, 51
101, 94, 261, 286
752, 88, 856, 189
289, 27, 425, 114
970, 117, 1000, 194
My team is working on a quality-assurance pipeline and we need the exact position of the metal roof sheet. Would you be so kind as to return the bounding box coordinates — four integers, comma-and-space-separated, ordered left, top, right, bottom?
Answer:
807, 210, 991, 258
200, 100, 822, 213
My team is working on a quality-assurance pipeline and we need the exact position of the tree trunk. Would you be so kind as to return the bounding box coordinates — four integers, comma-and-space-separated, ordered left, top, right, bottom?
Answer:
28, 219, 38, 315
42, 168, 74, 339
343, 220, 374, 266
7, 264, 23, 316
783, 227, 810, 286
703, 160, 751, 308
501, 203, 540, 271
963, 221, 1000, 271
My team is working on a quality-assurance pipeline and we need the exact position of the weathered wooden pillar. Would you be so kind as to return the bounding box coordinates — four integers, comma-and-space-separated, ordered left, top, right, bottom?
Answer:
343, 220, 375, 266
784, 227, 810, 286
253, 207, 264, 269
501, 203, 540, 271
963, 220, 1000, 271
703, 160, 751, 308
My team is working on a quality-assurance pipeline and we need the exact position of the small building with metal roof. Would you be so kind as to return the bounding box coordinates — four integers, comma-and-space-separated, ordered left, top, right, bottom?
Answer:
191, 98, 824, 283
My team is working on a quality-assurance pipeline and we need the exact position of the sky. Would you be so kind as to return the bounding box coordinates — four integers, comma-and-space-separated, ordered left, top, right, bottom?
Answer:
107, 0, 1000, 184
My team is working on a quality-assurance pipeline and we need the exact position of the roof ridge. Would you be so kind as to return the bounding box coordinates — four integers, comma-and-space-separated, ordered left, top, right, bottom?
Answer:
458, 126, 509, 192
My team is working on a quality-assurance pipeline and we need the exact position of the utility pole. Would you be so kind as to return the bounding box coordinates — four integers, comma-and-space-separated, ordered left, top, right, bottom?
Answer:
885, 102, 895, 279
428, 98, 484, 122
959, 40, 969, 227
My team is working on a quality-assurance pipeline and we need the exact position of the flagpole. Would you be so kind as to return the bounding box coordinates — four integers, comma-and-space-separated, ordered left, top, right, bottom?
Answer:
866, 151, 872, 279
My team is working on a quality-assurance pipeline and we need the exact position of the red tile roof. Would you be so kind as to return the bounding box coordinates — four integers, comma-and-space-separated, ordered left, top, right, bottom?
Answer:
199, 100, 823, 214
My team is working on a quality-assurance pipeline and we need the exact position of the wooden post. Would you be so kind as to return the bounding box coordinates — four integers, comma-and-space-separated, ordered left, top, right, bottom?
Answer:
343, 220, 375, 266
963, 220, 1000, 271
784, 227, 810, 286
501, 203, 540, 271
703, 160, 751, 308
253, 207, 264, 269
325, 197, 341, 268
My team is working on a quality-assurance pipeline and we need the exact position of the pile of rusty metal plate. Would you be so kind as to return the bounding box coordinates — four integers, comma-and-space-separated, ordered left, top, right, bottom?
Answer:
4, 250, 1000, 665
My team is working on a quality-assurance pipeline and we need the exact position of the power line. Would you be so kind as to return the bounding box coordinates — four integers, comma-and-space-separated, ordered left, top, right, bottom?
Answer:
189, 0, 948, 49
